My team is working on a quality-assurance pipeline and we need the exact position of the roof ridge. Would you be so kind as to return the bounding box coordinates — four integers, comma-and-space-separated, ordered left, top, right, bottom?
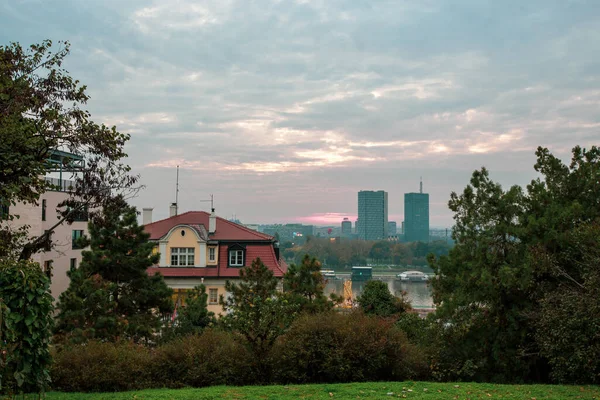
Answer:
143, 210, 197, 227
215, 216, 273, 240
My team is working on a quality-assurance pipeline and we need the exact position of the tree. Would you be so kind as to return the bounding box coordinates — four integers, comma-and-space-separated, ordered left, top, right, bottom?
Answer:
220, 258, 297, 381
175, 285, 216, 336
283, 254, 335, 314
0, 259, 53, 395
429, 145, 600, 383
0, 40, 138, 260
54, 197, 172, 343
369, 241, 392, 264
356, 280, 410, 317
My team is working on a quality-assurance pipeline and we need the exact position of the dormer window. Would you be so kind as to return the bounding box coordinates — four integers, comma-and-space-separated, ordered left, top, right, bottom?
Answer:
228, 244, 246, 267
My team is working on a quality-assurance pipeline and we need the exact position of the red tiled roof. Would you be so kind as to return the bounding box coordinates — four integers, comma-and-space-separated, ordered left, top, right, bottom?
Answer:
143, 211, 273, 241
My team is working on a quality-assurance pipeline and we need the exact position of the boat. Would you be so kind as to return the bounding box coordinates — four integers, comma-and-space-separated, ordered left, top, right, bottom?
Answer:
320, 270, 336, 278
397, 271, 429, 282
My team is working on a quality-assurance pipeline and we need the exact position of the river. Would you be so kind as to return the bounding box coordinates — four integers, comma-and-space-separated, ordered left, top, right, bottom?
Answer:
324, 275, 434, 308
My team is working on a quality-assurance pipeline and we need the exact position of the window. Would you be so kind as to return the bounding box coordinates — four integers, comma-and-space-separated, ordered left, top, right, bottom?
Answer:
72, 230, 84, 249
170, 247, 195, 266
229, 249, 244, 266
43, 260, 53, 277
43, 230, 52, 251
42, 199, 47, 221
208, 247, 216, 262
209, 288, 218, 305
70, 258, 77, 271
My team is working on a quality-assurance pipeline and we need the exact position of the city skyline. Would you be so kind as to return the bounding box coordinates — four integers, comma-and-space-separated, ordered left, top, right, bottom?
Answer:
2, 1, 599, 227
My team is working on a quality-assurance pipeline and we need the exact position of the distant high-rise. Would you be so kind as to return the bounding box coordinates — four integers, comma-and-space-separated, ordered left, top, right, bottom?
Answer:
357, 190, 388, 240
388, 221, 397, 236
341, 218, 352, 237
404, 179, 429, 243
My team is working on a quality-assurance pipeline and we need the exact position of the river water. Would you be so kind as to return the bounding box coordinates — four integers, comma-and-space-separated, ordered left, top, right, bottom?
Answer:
324, 276, 434, 308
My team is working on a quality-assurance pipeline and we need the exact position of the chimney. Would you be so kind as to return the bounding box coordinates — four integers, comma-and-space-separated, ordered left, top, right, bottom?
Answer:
169, 203, 178, 217
209, 208, 216, 234
142, 208, 153, 225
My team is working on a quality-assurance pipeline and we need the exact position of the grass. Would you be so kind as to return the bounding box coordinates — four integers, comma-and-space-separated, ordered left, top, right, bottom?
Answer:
38, 381, 600, 400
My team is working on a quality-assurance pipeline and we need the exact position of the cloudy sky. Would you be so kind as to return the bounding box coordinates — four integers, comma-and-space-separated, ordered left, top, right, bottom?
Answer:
2, 0, 599, 227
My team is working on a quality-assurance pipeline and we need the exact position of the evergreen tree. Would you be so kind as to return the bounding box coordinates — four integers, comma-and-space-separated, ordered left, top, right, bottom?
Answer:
220, 258, 297, 381
175, 285, 216, 335
55, 197, 173, 343
429, 145, 600, 383
283, 254, 335, 314
356, 280, 410, 317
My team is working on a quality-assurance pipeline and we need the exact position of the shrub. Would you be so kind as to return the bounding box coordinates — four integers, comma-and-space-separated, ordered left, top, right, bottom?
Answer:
51, 341, 153, 392
151, 330, 254, 388
271, 311, 427, 384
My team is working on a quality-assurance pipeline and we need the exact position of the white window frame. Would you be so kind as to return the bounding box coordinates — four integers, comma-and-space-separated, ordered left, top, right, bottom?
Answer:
171, 247, 195, 266
208, 288, 218, 305
229, 249, 244, 266
208, 247, 216, 262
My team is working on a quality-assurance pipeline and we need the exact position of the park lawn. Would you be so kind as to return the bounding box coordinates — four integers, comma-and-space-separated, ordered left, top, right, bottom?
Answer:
41, 381, 600, 400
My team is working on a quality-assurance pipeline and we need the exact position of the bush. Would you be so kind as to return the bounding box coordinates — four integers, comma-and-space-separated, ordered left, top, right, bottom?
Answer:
271, 311, 427, 384
52, 330, 254, 392
151, 330, 254, 388
51, 341, 153, 392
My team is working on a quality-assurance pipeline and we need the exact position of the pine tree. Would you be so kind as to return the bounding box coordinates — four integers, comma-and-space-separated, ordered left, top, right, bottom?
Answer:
175, 284, 216, 335
55, 197, 173, 343
283, 254, 336, 314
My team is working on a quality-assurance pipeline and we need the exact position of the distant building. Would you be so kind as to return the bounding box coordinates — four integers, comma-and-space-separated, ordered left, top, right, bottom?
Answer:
388, 221, 397, 236
404, 180, 429, 243
357, 190, 388, 240
260, 223, 314, 244
341, 218, 352, 237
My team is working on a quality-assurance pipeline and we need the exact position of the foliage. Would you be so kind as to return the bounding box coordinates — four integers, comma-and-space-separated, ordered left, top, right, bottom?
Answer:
151, 330, 253, 388
271, 312, 427, 384
54, 197, 173, 343
282, 255, 335, 314
51, 341, 153, 392
51, 331, 253, 392
173, 285, 216, 336
220, 258, 298, 380
0, 40, 138, 260
39, 382, 600, 400
290, 237, 451, 268
534, 221, 600, 384
0, 259, 54, 395
356, 280, 410, 317
429, 145, 600, 383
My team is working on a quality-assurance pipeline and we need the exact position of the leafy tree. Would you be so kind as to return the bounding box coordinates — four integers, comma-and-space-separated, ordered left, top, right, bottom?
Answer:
430, 145, 600, 383
220, 258, 297, 381
55, 197, 172, 343
0, 40, 138, 260
0, 259, 53, 395
175, 285, 216, 335
356, 280, 410, 317
369, 241, 392, 264
283, 255, 335, 314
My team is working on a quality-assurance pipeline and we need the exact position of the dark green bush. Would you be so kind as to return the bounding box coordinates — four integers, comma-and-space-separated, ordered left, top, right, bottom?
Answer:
51, 341, 153, 392
151, 330, 254, 388
271, 311, 427, 384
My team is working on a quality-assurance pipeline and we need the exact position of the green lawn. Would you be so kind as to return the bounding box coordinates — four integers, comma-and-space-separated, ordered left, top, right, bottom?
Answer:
39, 381, 599, 399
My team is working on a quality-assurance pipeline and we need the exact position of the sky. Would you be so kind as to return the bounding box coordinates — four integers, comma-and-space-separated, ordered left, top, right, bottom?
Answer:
2, 0, 599, 227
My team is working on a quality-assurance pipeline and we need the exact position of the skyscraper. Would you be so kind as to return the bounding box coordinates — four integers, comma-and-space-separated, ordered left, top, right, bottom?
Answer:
357, 190, 388, 240
404, 180, 429, 243
388, 221, 397, 236
341, 217, 352, 237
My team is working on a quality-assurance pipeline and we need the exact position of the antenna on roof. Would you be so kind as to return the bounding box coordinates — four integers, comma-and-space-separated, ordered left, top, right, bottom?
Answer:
200, 194, 214, 212
420, 176, 423, 194
175, 165, 180, 215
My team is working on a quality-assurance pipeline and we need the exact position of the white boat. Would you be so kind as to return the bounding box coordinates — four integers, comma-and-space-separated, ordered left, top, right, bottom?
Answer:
320, 270, 336, 278
397, 271, 429, 282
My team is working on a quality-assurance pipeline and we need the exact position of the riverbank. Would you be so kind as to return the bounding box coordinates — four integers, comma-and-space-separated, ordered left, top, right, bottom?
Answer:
40, 381, 599, 399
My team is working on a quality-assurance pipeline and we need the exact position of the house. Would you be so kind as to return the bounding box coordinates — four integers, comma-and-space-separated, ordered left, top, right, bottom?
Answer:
144, 208, 287, 315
